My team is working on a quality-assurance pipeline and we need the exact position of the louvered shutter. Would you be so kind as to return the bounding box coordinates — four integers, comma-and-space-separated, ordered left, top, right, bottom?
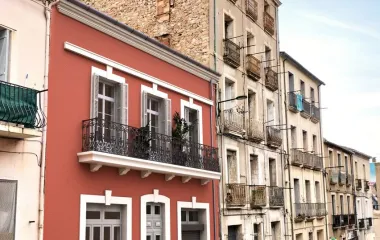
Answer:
184, 107, 190, 141
165, 98, 172, 136
0, 29, 10, 82
141, 91, 148, 127
118, 83, 128, 125
91, 74, 100, 118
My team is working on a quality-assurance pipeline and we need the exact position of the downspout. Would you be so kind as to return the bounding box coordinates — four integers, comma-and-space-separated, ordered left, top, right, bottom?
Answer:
210, 80, 217, 240
282, 57, 295, 240
39, 1, 59, 240
317, 84, 328, 240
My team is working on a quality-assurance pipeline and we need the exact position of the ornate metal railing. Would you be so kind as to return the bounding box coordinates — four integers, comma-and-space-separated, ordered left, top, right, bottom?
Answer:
223, 108, 245, 133
348, 214, 356, 226
303, 152, 314, 169
0, 80, 46, 128
291, 149, 304, 166
313, 155, 323, 170
365, 180, 370, 191
247, 118, 264, 143
339, 171, 346, 185
311, 104, 320, 122
82, 118, 220, 172
358, 218, 365, 229
265, 68, 278, 91
294, 203, 306, 220
266, 126, 282, 147
367, 217, 372, 227
301, 99, 311, 117
246, 0, 258, 21
356, 179, 362, 190
288, 92, 298, 110
264, 12, 275, 35
249, 185, 266, 208
330, 169, 339, 185
246, 55, 261, 80
223, 39, 240, 68
342, 214, 349, 226
332, 215, 342, 228
315, 203, 326, 217
269, 187, 284, 207
347, 174, 352, 186
226, 183, 246, 206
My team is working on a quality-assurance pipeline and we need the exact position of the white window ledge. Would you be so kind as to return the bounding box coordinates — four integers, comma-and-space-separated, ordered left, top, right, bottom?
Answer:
0, 123, 42, 139
78, 151, 221, 184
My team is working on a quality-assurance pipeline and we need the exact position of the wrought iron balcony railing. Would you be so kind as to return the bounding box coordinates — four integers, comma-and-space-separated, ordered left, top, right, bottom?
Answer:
294, 203, 307, 220
301, 99, 311, 117
288, 92, 298, 112
348, 214, 356, 226
82, 118, 220, 172
264, 12, 275, 35
223, 108, 245, 134
246, 55, 261, 80
330, 169, 339, 185
265, 68, 278, 91
315, 203, 327, 217
246, 0, 258, 21
356, 179, 362, 190
223, 39, 241, 68
291, 149, 304, 166
365, 180, 370, 191
313, 155, 323, 170
342, 214, 349, 227
311, 104, 320, 122
247, 118, 264, 143
269, 187, 284, 207
367, 217, 372, 227
249, 185, 266, 208
303, 152, 314, 169
358, 218, 365, 229
333, 215, 343, 228
339, 171, 346, 185
226, 183, 246, 207
0, 80, 46, 128
347, 174, 352, 186
266, 126, 282, 148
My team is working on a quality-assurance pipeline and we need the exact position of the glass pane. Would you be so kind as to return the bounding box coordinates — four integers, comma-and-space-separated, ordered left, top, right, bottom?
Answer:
154, 205, 161, 215
189, 211, 198, 222
155, 235, 161, 240
114, 226, 121, 240
146, 205, 151, 215
181, 211, 186, 222
93, 227, 100, 240
105, 84, 114, 98
104, 226, 111, 240
151, 115, 158, 128
105, 101, 113, 115
98, 100, 103, 114
105, 211, 121, 219
86, 211, 101, 219
151, 99, 159, 112
146, 236, 151, 240
86, 227, 90, 240
99, 83, 104, 94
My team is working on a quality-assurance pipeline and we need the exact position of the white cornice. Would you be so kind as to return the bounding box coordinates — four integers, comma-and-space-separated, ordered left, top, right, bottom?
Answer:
57, 0, 220, 83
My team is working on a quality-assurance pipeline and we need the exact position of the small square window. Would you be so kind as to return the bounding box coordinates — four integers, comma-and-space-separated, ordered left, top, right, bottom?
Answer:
146, 205, 151, 215
105, 211, 121, 220
156, 235, 161, 240
189, 211, 199, 222
86, 211, 101, 219
181, 210, 187, 222
155, 205, 161, 215
146, 236, 151, 240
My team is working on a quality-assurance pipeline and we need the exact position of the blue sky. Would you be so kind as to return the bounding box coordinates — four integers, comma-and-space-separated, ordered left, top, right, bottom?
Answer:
279, 1, 380, 178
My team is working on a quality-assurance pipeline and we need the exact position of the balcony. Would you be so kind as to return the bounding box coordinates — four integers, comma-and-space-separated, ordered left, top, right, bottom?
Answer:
339, 171, 346, 186
246, 0, 258, 21
223, 39, 241, 68
342, 214, 349, 227
303, 152, 314, 169
79, 118, 220, 184
247, 118, 264, 143
347, 174, 352, 186
358, 218, 365, 229
313, 155, 323, 170
300, 99, 311, 118
294, 203, 306, 221
291, 149, 304, 166
223, 109, 245, 135
265, 68, 278, 91
315, 203, 326, 218
266, 126, 282, 148
226, 183, 246, 207
269, 187, 284, 208
246, 55, 261, 80
356, 179, 362, 190
365, 180, 370, 191
288, 92, 298, 113
249, 185, 266, 208
264, 12, 275, 35
332, 215, 342, 229
310, 104, 320, 123
348, 214, 356, 226
330, 170, 339, 185
0, 81, 46, 138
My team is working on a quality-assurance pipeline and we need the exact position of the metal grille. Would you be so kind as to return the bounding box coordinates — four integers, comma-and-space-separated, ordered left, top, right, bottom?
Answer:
0, 180, 17, 240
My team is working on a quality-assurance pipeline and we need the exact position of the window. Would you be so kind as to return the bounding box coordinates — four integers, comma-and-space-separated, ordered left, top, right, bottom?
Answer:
300, 81, 305, 97
270, 222, 280, 240
329, 150, 333, 166
312, 135, 317, 153
308, 232, 313, 240
332, 195, 336, 215
340, 195, 344, 214
291, 126, 297, 149
225, 78, 235, 109
265, 46, 271, 68
248, 90, 256, 120
0, 180, 17, 238
345, 156, 348, 174
363, 164, 366, 179
294, 179, 300, 203
250, 154, 258, 184
337, 153, 341, 168
247, 32, 255, 55
184, 107, 199, 143
302, 130, 307, 151
288, 72, 294, 92
347, 196, 351, 214
355, 161, 358, 177
227, 150, 238, 183
305, 180, 311, 202
269, 158, 276, 186
181, 210, 200, 223
253, 223, 261, 240
315, 181, 320, 202
224, 14, 234, 39
0, 29, 10, 82
146, 203, 163, 240
266, 99, 275, 124
86, 204, 122, 240
310, 87, 315, 103
228, 225, 241, 240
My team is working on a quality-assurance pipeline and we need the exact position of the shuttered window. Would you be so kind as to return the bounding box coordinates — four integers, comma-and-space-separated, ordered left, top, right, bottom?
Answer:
0, 29, 10, 82
0, 180, 17, 239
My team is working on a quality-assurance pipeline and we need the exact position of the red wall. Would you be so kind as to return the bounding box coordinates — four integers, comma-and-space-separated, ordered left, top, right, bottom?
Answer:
44, 7, 219, 240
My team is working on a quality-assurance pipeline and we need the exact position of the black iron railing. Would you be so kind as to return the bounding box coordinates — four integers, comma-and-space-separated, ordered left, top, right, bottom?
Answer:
269, 187, 284, 207
358, 218, 365, 229
82, 118, 220, 172
339, 171, 346, 185
246, 0, 258, 21
0, 81, 46, 128
266, 126, 282, 147
265, 68, 278, 91
288, 92, 298, 110
311, 104, 320, 121
365, 180, 370, 191
301, 99, 311, 116
367, 217, 372, 227
348, 214, 356, 226
223, 39, 240, 68
246, 55, 261, 80
342, 214, 349, 226
333, 215, 342, 228
356, 179, 362, 190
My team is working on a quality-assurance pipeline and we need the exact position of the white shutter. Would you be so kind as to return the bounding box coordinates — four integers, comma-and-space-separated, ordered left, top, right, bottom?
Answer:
141, 91, 148, 127
165, 98, 172, 136
118, 83, 128, 125
0, 29, 10, 82
91, 74, 100, 118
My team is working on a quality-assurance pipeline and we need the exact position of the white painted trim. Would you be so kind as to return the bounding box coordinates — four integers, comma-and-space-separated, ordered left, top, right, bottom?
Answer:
177, 197, 210, 240
141, 85, 168, 99
180, 99, 203, 144
77, 151, 221, 180
80, 191, 132, 240
64, 42, 213, 106
141, 189, 170, 240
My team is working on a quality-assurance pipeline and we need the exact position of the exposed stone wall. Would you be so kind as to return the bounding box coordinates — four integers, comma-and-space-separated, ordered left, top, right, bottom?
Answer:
81, 0, 210, 66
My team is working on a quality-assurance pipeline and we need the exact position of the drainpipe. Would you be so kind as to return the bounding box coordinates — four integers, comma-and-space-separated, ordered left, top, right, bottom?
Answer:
210, 79, 218, 240
317, 84, 328, 240
38, 1, 59, 240
281, 57, 295, 240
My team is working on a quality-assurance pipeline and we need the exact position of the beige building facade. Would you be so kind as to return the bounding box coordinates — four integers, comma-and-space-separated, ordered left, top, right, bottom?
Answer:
280, 52, 327, 240
0, 0, 48, 240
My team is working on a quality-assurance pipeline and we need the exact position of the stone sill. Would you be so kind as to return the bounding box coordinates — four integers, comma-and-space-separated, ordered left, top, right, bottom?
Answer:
0, 122, 42, 139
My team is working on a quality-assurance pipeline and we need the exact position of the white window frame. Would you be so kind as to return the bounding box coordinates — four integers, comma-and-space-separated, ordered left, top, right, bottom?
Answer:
180, 98, 203, 144
0, 28, 10, 82
79, 191, 132, 240
177, 197, 210, 240
141, 189, 170, 240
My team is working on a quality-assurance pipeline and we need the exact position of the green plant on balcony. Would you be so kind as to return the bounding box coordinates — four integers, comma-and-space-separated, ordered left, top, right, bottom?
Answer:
131, 123, 151, 159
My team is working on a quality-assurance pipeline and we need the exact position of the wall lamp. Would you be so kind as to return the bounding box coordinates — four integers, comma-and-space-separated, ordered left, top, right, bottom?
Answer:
217, 95, 248, 117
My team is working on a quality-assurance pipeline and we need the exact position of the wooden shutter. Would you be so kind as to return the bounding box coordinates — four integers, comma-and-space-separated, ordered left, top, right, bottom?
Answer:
0, 29, 10, 82
118, 83, 128, 125
90, 74, 100, 118
165, 98, 172, 136
141, 91, 148, 127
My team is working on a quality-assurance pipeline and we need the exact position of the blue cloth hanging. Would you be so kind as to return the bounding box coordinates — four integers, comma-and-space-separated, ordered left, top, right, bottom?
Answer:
296, 94, 303, 111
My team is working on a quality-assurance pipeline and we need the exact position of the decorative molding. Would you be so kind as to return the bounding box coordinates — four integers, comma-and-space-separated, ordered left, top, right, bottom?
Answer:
57, 1, 220, 84
65, 42, 213, 106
